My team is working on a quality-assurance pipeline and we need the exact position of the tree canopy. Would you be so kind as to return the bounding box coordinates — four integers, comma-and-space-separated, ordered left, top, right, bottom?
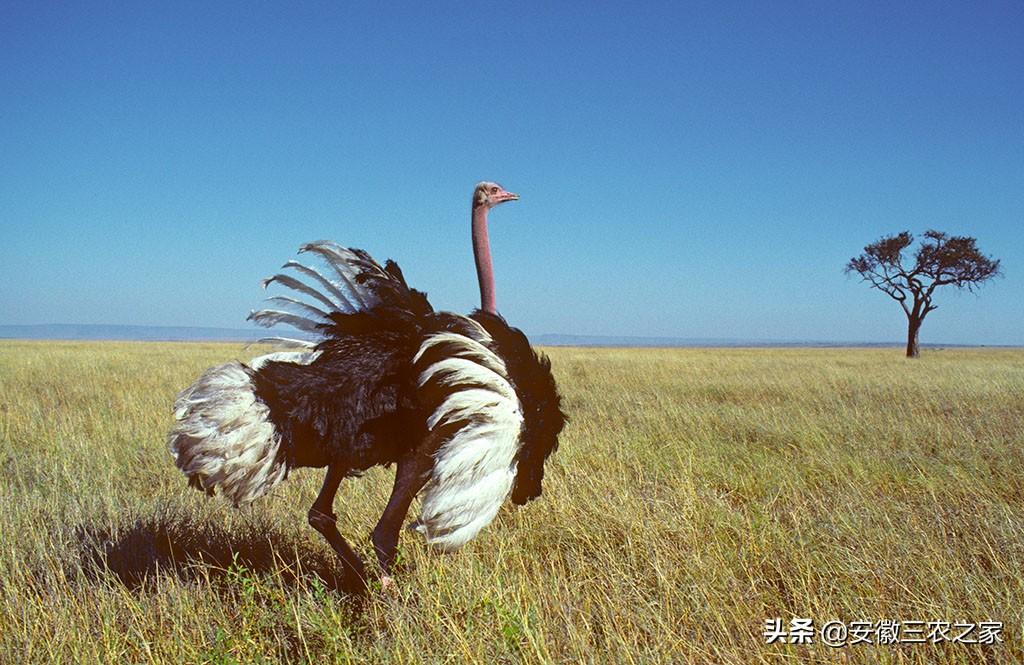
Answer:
846, 230, 1001, 357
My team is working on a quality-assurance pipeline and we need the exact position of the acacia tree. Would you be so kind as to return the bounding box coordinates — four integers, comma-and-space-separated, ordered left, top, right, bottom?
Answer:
846, 230, 1001, 358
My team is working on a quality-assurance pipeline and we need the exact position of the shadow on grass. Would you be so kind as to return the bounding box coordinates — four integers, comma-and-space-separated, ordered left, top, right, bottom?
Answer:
75, 507, 350, 594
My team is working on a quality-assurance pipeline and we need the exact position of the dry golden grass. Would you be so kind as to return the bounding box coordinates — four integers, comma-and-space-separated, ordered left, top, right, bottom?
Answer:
1, 341, 1022, 663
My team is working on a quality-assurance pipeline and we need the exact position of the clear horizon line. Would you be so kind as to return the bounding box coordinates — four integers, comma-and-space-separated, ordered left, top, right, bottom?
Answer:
0, 323, 1019, 349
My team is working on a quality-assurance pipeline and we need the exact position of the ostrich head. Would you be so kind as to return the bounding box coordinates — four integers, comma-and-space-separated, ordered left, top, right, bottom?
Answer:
473, 182, 519, 210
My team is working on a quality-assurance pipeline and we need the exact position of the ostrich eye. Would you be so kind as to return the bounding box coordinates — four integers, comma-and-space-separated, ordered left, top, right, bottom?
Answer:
490, 186, 498, 194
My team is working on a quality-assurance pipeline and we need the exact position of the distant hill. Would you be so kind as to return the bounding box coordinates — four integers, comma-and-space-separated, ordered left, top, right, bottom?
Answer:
530, 333, 878, 348
0, 324, 272, 342
1, 323, 1011, 348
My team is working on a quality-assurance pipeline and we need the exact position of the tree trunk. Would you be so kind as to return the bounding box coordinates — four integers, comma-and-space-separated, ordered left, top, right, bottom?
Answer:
906, 316, 921, 358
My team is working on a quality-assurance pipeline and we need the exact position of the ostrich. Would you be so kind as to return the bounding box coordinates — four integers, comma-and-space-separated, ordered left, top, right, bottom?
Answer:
168, 182, 565, 592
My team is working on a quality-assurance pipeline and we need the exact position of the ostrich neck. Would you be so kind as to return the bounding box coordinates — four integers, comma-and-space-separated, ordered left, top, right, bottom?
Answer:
472, 205, 497, 314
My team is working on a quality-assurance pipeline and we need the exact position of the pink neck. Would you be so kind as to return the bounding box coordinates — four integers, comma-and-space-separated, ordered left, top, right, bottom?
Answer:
472, 204, 497, 314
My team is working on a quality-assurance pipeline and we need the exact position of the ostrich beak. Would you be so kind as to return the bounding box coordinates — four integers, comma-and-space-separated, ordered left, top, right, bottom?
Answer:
497, 191, 519, 204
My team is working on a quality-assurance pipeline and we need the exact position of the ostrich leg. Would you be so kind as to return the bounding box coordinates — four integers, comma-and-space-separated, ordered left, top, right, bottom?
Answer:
371, 451, 432, 577
308, 464, 367, 593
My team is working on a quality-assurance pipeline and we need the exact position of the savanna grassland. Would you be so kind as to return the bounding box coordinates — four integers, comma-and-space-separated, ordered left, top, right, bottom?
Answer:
1, 341, 1022, 664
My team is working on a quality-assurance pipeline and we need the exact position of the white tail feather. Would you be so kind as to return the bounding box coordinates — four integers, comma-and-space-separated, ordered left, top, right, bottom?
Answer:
413, 332, 506, 376
412, 324, 524, 551
169, 362, 287, 506
248, 349, 322, 370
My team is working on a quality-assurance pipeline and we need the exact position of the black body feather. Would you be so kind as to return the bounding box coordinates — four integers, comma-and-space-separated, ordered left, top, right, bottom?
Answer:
250, 260, 437, 476
250, 311, 425, 474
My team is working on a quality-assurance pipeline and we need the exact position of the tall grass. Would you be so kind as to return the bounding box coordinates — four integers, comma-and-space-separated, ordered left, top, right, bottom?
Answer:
1, 341, 1022, 663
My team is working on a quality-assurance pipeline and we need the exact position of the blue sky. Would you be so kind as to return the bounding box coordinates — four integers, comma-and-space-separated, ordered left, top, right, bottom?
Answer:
2, 2, 1021, 344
